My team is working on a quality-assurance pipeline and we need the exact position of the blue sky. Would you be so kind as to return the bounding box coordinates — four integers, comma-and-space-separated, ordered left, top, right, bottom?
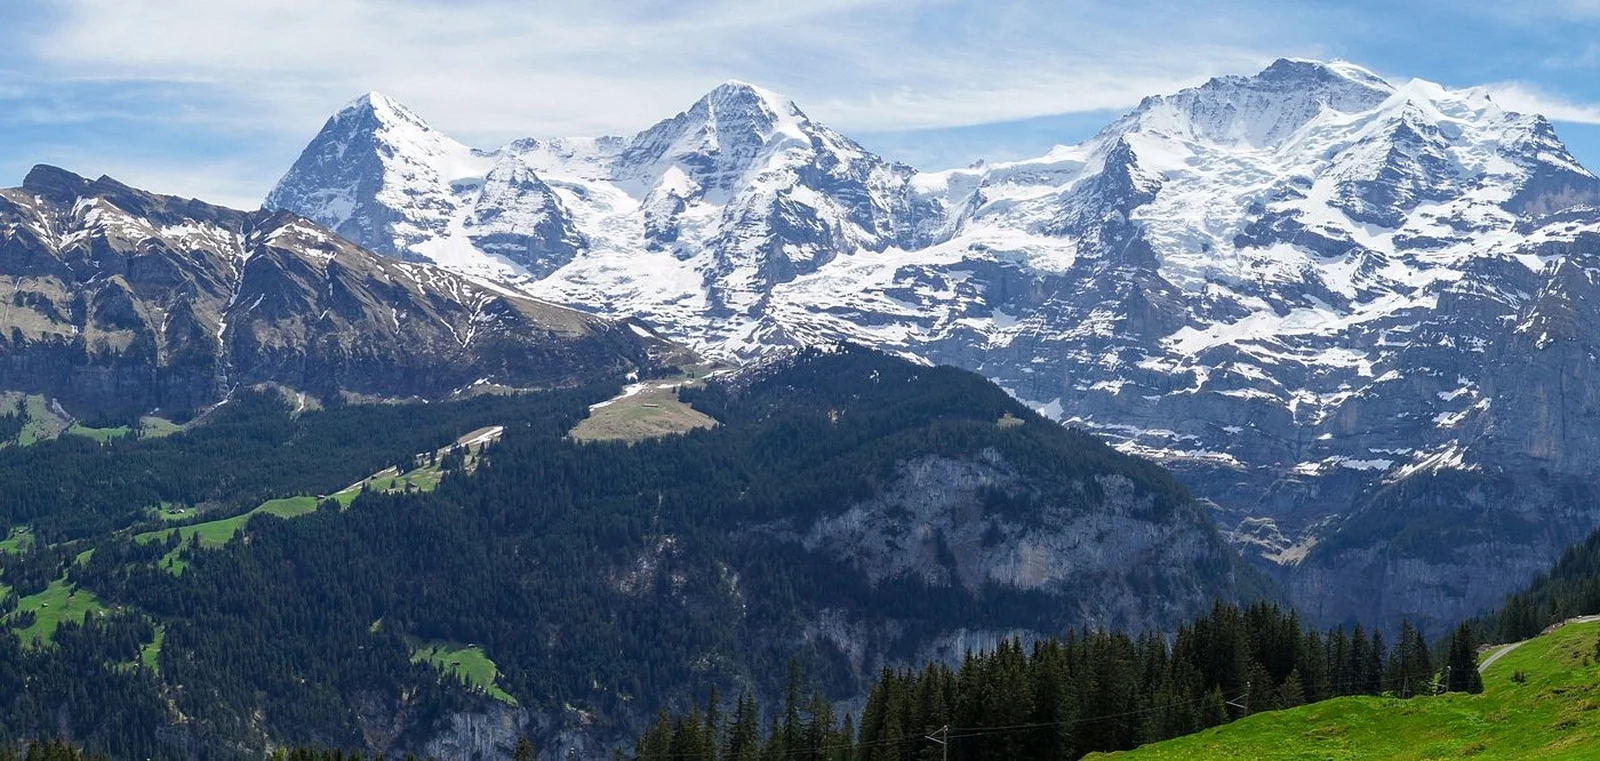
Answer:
7, 0, 1600, 207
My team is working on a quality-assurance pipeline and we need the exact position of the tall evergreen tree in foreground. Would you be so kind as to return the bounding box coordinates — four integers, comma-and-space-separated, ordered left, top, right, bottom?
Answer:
1442, 622, 1484, 694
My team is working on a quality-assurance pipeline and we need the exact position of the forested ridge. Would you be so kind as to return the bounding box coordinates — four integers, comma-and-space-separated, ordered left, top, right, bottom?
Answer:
0, 347, 1262, 758
0, 384, 614, 758
0, 386, 616, 543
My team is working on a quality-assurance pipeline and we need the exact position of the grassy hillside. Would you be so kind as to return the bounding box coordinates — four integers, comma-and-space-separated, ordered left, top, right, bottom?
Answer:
1096, 621, 1600, 760
569, 375, 719, 442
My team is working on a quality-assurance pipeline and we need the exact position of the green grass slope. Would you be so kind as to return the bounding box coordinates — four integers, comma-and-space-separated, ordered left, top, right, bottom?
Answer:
12, 577, 108, 647
1095, 621, 1600, 760
407, 639, 517, 705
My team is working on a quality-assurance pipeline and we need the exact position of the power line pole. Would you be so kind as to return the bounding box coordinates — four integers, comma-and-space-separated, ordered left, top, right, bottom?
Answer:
925, 724, 950, 761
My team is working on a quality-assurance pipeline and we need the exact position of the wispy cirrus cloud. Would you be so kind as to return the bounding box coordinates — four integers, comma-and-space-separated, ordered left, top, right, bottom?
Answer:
1488, 81, 1600, 124
26, 0, 1303, 137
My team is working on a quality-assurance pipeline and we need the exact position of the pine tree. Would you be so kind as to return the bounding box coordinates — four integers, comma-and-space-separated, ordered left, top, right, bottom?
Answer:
1444, 622, 1484, 694
636, 710, 673, 759
1384, 621, 1431, 698
803, 692, 834, 761
782, 660, 805, 754
1278, 668, 1306, 708
725, 693, 761, 761
705, 685, 723, 758
1326, 628, 1351, 697
1365, 630, 1387, 695
1298, 629, 1329, 702
1198, 686, 1229, 728
833, 713, 856, 761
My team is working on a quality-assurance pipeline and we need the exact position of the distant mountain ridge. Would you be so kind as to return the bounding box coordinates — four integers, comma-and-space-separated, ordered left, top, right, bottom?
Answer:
263, 58, 1600, 634
0, 164, 676, 417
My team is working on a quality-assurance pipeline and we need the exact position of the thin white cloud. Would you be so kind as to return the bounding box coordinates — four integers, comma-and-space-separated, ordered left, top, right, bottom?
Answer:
814, 49, 1274, 131
1559, 0, 1600, 17
30, 0, 1305, 138
1488, 81, 1600, 124
33, 0, 927, 137
8, 0, 1358, 201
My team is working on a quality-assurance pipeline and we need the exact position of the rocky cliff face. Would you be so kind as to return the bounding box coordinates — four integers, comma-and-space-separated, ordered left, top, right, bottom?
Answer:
790, 454, 1240, 634
0, 165, 675, 417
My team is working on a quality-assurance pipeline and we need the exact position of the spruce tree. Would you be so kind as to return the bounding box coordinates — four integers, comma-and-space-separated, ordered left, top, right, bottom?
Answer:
725, 693, 761, 761
1444, 622, 1484, 694
1278, 668, 1306, 708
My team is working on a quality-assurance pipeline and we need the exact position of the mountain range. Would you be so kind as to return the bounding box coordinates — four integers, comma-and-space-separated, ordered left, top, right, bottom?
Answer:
266, 58, 1600, 635
0, 165, 677, 418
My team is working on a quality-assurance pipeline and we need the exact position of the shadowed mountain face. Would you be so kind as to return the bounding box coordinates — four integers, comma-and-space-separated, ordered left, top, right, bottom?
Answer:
0, 165, 678, 418
265, 59, 1600, 633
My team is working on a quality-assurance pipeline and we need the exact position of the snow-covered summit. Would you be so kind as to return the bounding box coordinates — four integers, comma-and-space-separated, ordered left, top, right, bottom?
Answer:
264, 89, 489, 261
614, 79, 813, 198
268, 80, 939, 343
1113, 58, 1396, 149
340, 91, 431, 126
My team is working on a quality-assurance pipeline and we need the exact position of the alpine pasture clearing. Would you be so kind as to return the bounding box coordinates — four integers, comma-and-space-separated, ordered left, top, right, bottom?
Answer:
330, 425, 504, 505
11, 577, 108, 647
570, 379, 717, 442
64, 423, 131, 442
67, 415, 181, 443
9, 394, 68, 446
409, 639, 517, 705
136, 496, 321, 574
0, 526, 34, 554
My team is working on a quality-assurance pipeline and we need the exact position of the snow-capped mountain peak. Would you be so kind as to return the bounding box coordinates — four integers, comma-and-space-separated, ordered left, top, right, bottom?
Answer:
1113, 57, 1395, 150
341, 91, 430, 127
264, 89, 489, 261
614, 80, 815, 199
700, 79, 806, 127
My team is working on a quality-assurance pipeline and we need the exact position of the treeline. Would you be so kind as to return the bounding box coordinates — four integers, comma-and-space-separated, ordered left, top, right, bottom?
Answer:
0, 740, 107, 761
635, 602, 1484, 760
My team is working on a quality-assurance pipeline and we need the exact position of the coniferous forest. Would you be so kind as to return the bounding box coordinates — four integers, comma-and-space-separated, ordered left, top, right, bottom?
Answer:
0, 347, 1263, 758
633, 602, 1484, 760
0, 345, 1531, 761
